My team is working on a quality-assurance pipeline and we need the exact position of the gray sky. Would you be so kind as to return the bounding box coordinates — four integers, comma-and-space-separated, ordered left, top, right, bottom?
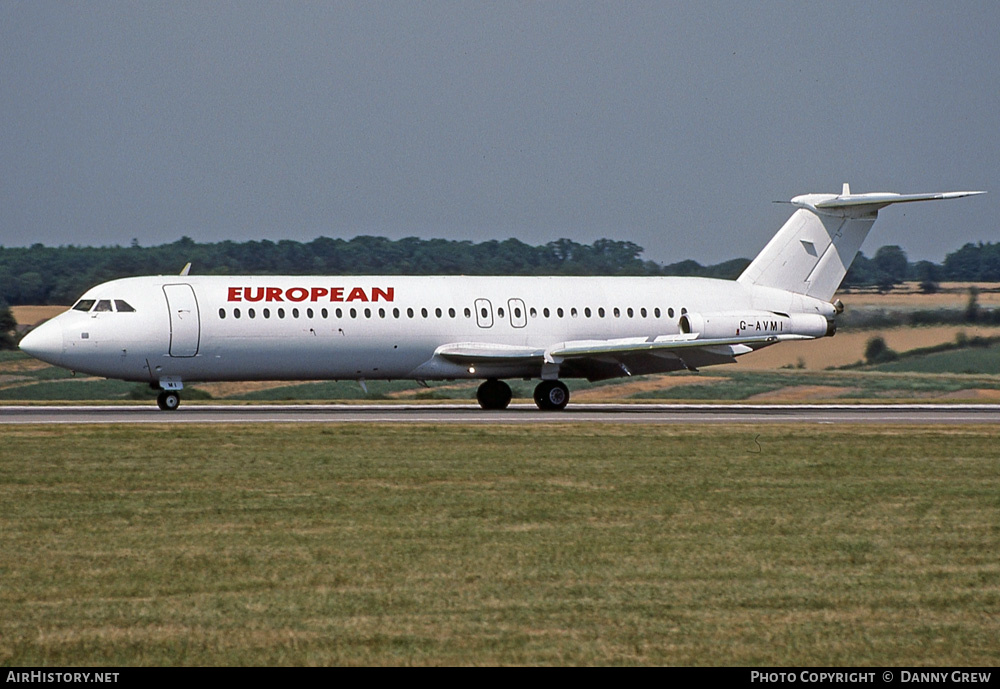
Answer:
1, 1, 997, 265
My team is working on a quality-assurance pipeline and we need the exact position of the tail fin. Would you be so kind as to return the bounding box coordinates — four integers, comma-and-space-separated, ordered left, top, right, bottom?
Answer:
737, 186, 984, 301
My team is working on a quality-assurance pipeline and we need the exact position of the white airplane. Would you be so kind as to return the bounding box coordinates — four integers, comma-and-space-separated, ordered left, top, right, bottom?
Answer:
19, 186, 983, 411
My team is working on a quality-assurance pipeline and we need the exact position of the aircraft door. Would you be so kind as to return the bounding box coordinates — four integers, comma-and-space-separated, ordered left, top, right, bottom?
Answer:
163, 284, 201, 357
508, 298, 527, 328
474, 299, 494, 328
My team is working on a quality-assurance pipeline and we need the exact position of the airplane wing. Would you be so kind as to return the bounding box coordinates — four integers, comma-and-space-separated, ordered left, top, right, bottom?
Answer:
434, 332, 813, 380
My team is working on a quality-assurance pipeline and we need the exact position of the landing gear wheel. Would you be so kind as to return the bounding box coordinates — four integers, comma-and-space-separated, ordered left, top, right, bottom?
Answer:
534, 380, 569, 410
476, 379, 512, 410
157, 391, 181, 411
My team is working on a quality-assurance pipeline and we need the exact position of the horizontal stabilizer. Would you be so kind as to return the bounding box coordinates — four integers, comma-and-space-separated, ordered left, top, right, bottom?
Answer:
795, 190, 985, 215
740, 186, 984, 301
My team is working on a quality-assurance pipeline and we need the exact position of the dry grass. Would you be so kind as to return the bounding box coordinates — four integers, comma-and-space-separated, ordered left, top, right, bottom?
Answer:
739, 325, 1000, 371
838, 282, 1000, 307
11, 305, 67, 326
571, 375, 720, 400
746, 385, 860, 401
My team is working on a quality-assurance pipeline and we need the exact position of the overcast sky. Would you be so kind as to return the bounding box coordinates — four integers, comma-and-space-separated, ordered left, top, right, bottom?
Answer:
1, 1, 996, 265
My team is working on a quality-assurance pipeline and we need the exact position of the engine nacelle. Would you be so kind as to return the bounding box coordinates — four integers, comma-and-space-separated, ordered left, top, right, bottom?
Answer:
678, 311, 833, 340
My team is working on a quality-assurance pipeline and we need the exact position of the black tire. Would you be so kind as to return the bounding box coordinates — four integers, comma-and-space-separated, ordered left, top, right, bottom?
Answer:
157, 391, 181, 411
476, 379, 512, 410
534, 380, 569, 410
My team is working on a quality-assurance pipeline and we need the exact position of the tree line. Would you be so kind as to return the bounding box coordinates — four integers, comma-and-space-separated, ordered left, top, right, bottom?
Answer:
1, 235, 999, 307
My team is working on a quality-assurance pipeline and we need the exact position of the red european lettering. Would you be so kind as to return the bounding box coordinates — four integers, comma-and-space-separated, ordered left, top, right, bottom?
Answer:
371, 287, 394, 302
346, 287, 368, 302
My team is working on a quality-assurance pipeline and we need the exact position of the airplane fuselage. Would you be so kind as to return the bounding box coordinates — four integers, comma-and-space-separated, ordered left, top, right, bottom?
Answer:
27, 274, 834, 385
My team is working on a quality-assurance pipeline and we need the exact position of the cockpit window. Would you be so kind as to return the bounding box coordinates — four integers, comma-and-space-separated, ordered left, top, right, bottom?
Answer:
72, 299, 96, 312
93, 300, 113, 312
114, 300, 136, 312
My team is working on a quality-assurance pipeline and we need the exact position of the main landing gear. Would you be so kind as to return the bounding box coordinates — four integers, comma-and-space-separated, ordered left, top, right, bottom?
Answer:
476, 379, 512, 410
533, 380, 569, 411
156, 390, 181, 411
475, 378, 571, 411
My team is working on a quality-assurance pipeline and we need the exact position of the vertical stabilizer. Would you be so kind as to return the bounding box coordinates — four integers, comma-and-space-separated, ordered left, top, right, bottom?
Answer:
737, 187, 984, 302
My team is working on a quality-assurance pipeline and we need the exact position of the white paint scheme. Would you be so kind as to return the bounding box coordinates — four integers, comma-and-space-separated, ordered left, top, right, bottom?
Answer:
19, 188, 983, 409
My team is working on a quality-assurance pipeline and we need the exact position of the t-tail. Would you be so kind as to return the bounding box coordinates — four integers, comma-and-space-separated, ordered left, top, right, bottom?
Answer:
737, 184, 985, 302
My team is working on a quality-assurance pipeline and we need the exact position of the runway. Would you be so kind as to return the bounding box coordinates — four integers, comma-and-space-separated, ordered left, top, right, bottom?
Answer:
3, 403, 1000, 425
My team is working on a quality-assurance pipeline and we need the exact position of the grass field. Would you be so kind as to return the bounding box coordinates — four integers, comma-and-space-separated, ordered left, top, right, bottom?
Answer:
2, 424, 998, 666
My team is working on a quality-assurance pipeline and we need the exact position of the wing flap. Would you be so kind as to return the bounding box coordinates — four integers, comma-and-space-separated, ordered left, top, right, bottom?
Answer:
547, 333, 799, 360
435, 333, 806, 365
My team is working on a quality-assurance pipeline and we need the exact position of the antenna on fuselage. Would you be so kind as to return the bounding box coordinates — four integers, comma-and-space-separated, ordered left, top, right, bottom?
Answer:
179, 263, 192, 276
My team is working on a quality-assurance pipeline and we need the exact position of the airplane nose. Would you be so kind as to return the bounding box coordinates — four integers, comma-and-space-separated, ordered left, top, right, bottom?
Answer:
19, 320, 64, 367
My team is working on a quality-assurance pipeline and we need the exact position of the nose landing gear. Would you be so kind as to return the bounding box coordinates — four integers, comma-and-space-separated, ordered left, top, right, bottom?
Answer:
156, 390, 181, 411
153, 378, 184, 411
